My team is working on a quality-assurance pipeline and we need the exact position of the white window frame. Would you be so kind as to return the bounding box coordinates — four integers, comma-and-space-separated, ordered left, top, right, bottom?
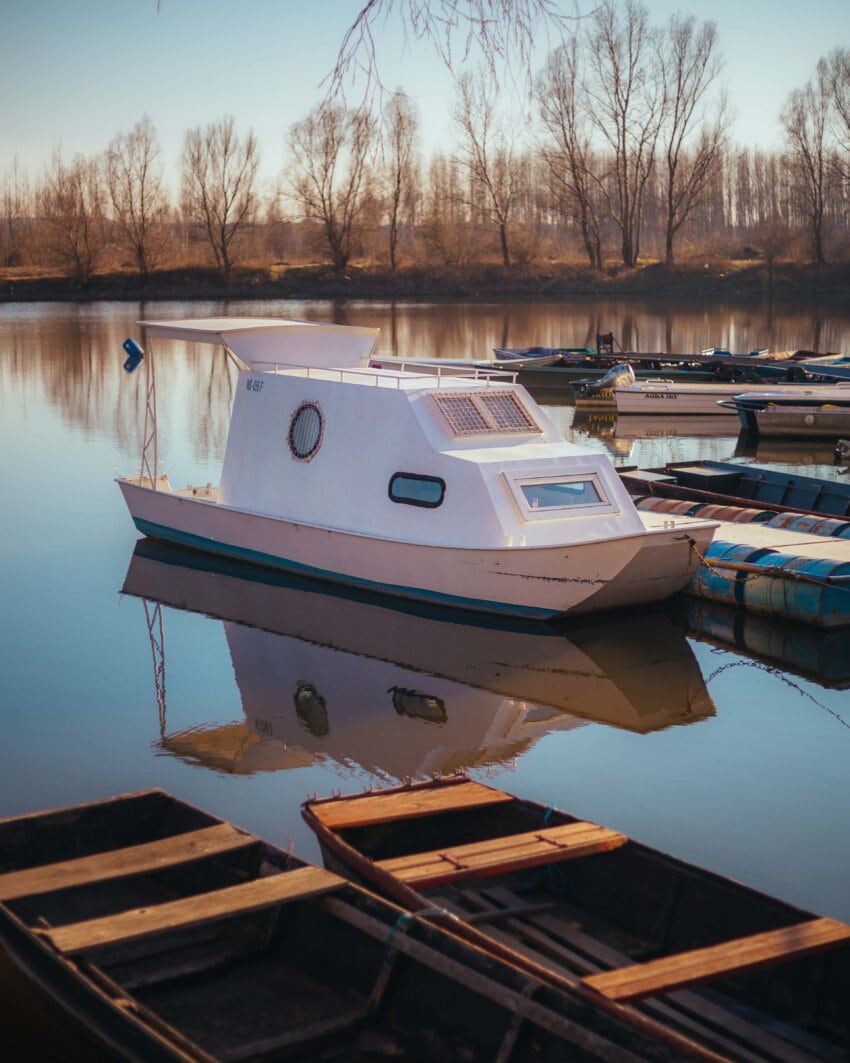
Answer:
504, 472, 617, 521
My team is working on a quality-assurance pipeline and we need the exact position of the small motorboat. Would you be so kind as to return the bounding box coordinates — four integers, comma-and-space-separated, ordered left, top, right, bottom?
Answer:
613, 374, 850, 416
720, 388, 850, 439
0, 790, 675, 1061
304, 775, 850, 1063
492, 345, 597, 362
117, 318, 718, 620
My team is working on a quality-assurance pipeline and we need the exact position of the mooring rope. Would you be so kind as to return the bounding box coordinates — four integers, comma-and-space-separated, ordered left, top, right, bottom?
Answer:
679, 533, 850, 596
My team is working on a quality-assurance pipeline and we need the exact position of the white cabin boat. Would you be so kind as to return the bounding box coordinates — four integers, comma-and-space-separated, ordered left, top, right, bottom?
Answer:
117, 318, 717, 620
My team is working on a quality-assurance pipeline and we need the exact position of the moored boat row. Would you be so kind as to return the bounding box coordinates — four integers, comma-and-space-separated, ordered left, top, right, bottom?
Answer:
0, 790, 679, 1061
6, 781, 850, 1061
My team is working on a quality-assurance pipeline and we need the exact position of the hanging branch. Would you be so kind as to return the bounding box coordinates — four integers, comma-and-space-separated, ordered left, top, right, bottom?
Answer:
327, 1, 580, 111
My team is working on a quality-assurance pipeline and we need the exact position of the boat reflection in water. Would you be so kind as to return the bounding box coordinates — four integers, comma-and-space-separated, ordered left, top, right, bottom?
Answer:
122, 541, 716, 778
571, 411, 739, 460
734, 432, 845, 467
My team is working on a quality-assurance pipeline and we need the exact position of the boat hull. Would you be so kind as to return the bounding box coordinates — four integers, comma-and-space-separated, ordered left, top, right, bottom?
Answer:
751, 406, 850, 439
120, 479, 694, 619
615, 383, 763, 416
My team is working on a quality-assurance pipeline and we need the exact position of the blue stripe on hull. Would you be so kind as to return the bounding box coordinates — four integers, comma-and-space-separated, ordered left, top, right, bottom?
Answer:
132, 518, 558, 620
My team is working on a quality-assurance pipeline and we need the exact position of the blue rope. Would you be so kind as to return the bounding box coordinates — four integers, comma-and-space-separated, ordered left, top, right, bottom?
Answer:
384, 907, 448, 944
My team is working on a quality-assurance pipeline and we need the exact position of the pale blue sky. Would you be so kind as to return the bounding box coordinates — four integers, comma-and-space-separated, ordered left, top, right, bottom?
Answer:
2, 0, 849, 190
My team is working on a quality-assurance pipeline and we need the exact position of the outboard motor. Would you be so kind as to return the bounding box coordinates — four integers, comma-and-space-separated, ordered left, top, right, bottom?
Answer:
597, 363, 636, 390
573, 363, 636, 407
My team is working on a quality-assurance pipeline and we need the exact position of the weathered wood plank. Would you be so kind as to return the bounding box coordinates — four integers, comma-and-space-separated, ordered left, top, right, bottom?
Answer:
582, 917, 850, 1002
309, 781, 513, 830
45, 867, 345, 955
0, 823, 255, 900
378, 823, 626, 888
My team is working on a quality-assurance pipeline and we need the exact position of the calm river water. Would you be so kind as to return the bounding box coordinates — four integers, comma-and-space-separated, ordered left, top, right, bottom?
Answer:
2, 297, 850, 1055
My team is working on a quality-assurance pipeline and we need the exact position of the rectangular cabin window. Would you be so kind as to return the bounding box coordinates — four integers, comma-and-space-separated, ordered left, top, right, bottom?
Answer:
432, 391, 541, 437
505, 470, 618, 523
520, 480, 602, 509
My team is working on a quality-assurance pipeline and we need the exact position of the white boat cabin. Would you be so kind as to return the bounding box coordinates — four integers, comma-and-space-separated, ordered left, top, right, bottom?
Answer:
140, 318, 644, 551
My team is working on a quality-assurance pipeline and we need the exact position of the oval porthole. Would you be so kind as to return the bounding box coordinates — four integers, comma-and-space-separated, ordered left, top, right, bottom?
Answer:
288, 402, 324, 462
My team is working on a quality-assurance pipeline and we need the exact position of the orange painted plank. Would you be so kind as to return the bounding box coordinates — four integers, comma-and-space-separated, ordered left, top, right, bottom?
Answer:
46, 867, 345, 955
0, 824, 254, 901
378, 823, 626, 888
582, 918, 850, 1002
310, 781, 514, 831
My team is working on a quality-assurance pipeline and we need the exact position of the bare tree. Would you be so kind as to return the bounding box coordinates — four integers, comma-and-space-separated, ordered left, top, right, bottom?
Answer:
182, 116, 260, 283
537, 40, 604, 270
288, 103, 374, 273
0, 157, 31, 267
106, 115, 168, 278
586, 0, 663, 268
454, 69, 523, 266
782, 66, 832, 266
38, 150, 106, 282
383, 90, 418, 271
659, 14, 728, 265
420, 152, 483, 269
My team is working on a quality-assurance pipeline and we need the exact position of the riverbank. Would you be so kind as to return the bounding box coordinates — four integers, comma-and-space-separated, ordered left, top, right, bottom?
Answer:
3, 260, 850, 303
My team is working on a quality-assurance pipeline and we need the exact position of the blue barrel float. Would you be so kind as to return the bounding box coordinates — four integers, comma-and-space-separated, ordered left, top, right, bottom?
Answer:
688, 541, 850, 629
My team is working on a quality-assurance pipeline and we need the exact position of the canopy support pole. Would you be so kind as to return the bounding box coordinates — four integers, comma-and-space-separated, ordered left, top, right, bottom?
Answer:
138, 324, 159, 488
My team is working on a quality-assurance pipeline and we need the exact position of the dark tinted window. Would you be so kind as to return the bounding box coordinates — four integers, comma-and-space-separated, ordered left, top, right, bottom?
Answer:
389, 472, 445, 508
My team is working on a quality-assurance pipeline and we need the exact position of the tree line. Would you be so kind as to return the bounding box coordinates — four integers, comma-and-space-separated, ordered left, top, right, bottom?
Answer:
2, 1, 849, 284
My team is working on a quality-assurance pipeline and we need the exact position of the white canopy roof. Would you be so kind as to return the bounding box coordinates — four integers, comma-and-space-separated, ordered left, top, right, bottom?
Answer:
139, 318, 381, 370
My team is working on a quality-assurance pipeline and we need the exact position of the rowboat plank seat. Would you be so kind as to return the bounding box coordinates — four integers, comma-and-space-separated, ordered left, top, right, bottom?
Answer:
44, 866, 345, 955
0, 823, 255, 901
377, 822, 627, 888
309, 780, 514, 831
582, 917, 850, 1002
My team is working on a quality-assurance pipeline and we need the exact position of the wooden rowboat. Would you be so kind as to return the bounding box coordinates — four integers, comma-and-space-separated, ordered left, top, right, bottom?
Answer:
303, 776, 850, 1063
0, 789, 685, 1062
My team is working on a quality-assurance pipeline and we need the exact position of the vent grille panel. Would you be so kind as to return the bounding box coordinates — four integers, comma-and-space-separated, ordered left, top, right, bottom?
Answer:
432, 390, 541, 437
433, 394, 492, 435
478, 392, 539, 432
